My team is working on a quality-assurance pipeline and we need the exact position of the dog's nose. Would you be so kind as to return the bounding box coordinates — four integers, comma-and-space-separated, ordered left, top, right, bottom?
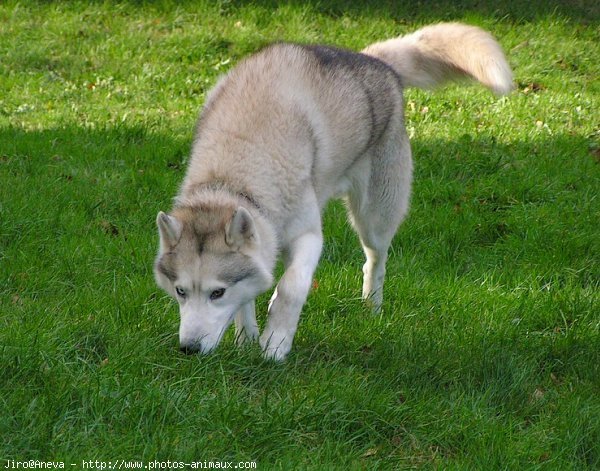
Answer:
179, 345, 200, 355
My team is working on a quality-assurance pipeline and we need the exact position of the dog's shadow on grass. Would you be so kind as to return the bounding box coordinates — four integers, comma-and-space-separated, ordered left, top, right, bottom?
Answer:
3, 123, 595, 266
3, 124, 596, 279
2, 125, 597, 377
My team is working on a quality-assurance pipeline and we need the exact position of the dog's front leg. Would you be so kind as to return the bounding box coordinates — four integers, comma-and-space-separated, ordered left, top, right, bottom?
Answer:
260, 231, 323, 361
234, 301, 259, 346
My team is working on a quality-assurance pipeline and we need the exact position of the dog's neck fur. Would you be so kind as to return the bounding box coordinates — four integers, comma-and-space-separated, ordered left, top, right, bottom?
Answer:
179, 181, 262, 213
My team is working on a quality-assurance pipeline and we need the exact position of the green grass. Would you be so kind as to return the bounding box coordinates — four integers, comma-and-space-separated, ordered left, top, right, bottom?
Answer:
1, 0, 599, 468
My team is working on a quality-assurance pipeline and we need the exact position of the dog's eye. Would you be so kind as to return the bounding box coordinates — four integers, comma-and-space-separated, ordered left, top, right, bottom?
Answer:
209, 288, 226, 300
175, 286, 186, 298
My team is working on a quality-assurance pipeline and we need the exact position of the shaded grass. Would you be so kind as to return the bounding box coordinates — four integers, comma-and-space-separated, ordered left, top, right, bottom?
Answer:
1, 0, 599, 469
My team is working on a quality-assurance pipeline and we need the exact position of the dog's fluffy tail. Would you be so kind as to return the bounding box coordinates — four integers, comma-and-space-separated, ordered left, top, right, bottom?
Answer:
362, 22, 513, 96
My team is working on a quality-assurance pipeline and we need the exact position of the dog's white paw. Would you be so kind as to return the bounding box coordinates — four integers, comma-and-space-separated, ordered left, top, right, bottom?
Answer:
259, 329, 292, 361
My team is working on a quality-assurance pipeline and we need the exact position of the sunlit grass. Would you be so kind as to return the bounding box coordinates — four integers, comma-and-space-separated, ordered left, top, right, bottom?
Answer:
1, 1, 598, 468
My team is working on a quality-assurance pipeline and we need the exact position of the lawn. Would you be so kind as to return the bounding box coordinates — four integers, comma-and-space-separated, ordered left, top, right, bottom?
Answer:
1, 0, 599, 469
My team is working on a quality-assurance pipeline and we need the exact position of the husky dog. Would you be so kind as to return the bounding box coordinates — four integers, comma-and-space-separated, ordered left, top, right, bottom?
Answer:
154, 23, 513, 360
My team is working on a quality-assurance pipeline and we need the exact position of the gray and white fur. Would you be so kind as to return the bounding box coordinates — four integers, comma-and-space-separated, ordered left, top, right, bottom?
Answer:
154, 22, 513, 361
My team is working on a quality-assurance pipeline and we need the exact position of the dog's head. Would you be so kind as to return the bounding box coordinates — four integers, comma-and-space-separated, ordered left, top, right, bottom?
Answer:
154, 205, 274, 354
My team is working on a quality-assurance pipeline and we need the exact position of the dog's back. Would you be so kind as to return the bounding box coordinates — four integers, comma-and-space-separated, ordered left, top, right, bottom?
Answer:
184, 42, 407, 225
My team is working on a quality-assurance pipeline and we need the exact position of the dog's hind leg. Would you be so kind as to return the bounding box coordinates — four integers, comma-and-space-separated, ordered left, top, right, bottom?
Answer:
234, 301, 259, 346
346, 129, 413, 311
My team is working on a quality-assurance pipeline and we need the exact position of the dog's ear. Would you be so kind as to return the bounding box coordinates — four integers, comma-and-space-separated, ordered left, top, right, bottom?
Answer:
157, 211, 182, 250
225, 207, 257, 248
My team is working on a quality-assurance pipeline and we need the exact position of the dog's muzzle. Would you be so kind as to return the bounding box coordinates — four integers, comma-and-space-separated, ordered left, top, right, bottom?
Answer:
179, 345, 200, 355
